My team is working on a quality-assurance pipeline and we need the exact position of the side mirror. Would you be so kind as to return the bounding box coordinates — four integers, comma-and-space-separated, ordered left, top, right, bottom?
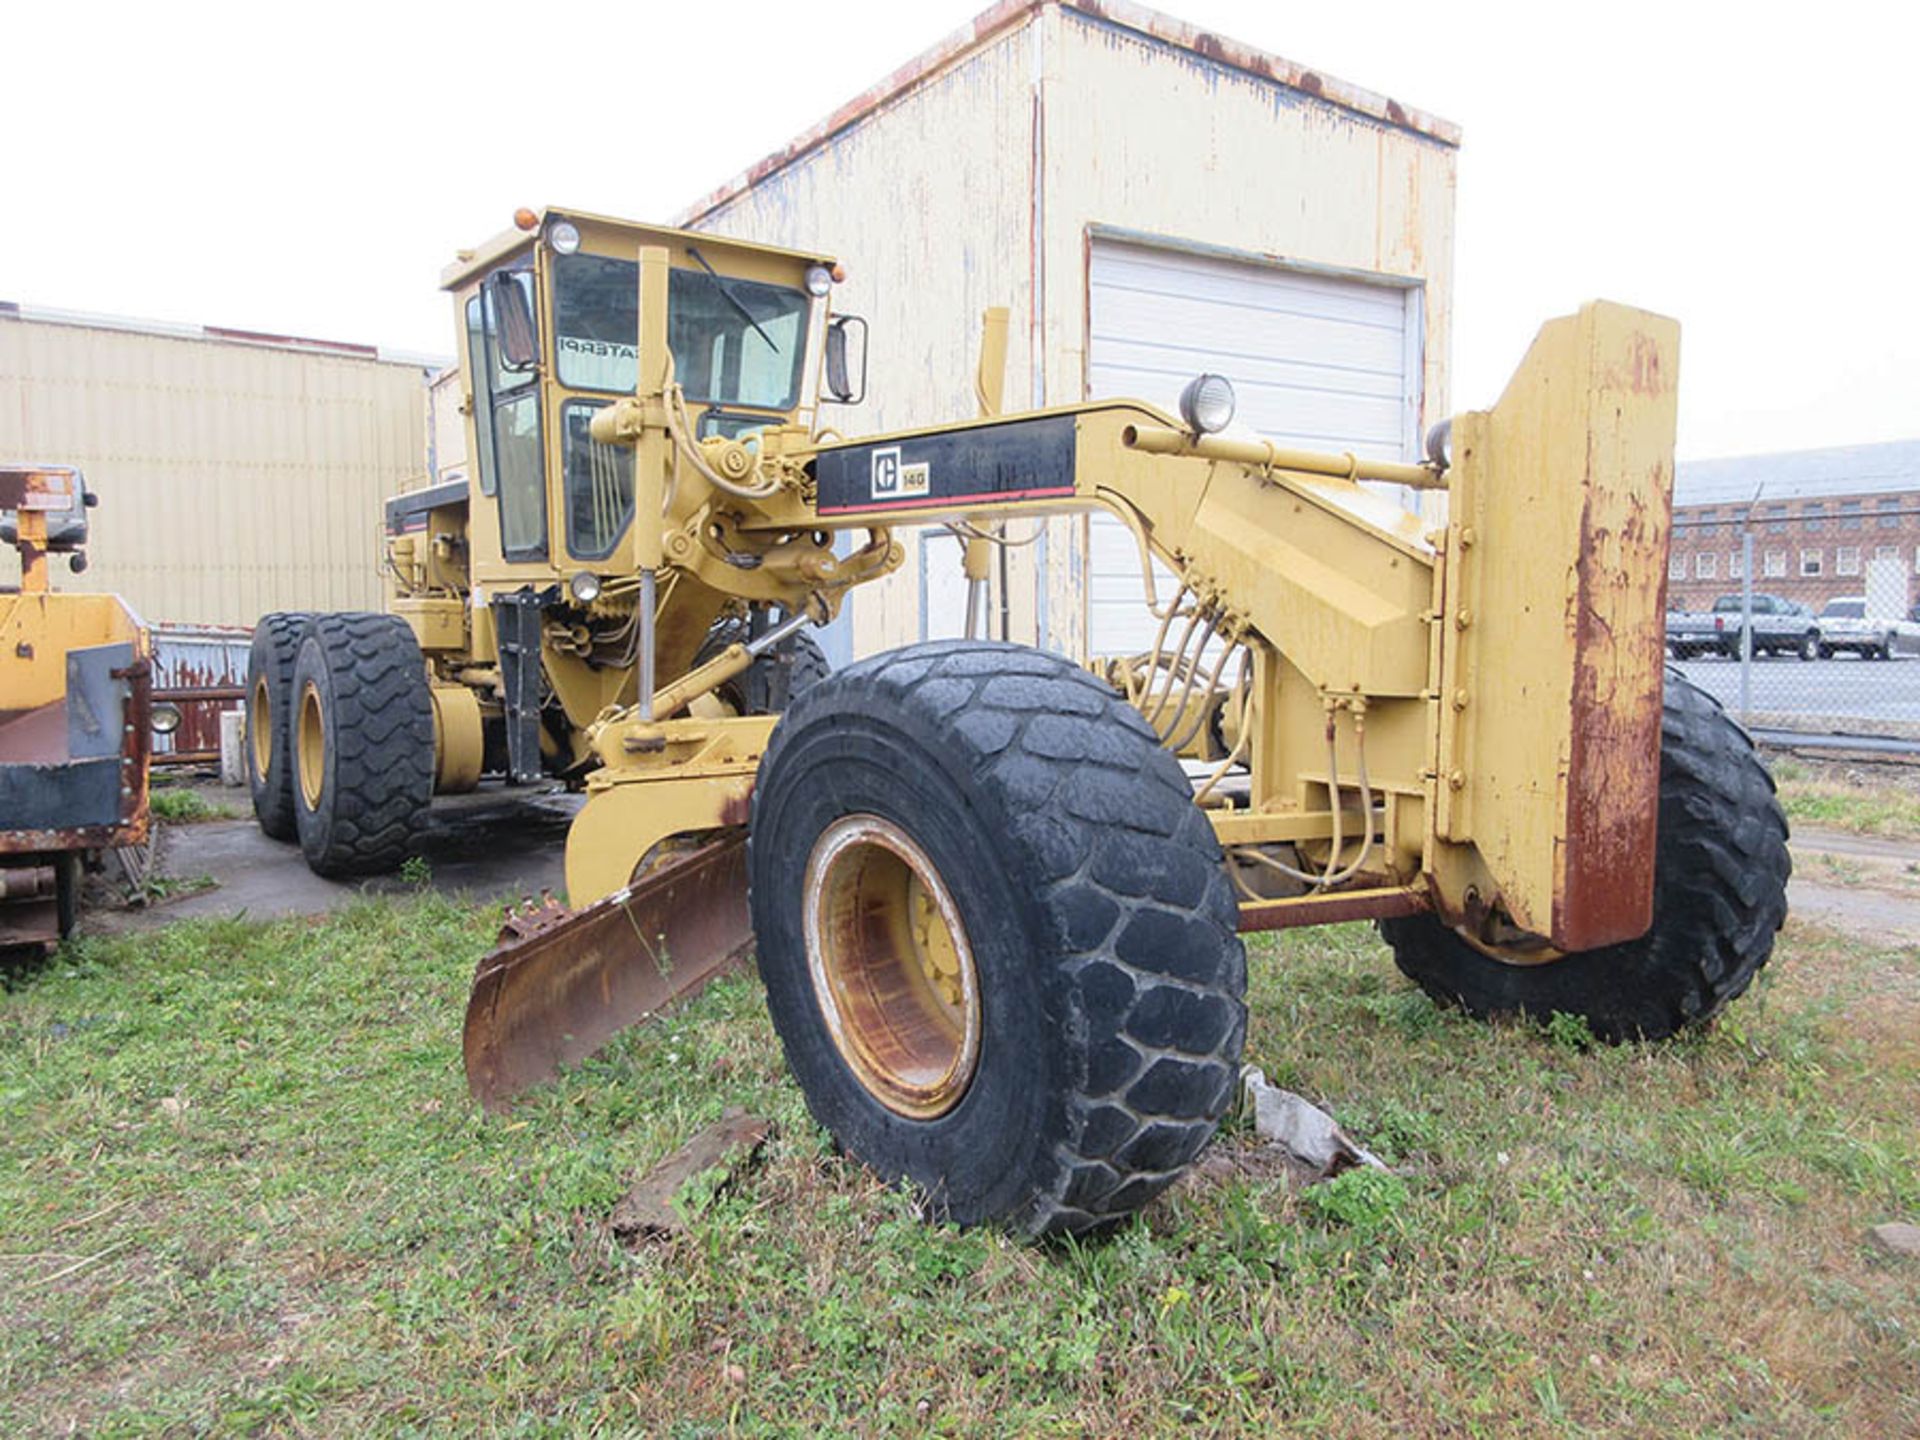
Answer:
489, 270, 538, 372
824, 314, 868, 405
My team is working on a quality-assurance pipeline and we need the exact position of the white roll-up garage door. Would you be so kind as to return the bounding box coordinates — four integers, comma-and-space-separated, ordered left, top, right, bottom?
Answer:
1086, 236, 1423, 656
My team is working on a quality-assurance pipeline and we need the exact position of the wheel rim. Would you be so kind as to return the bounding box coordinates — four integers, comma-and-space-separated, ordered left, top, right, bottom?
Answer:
296, 679, 326, 809
802, 814, 981, 1119
249, 676, 272, 780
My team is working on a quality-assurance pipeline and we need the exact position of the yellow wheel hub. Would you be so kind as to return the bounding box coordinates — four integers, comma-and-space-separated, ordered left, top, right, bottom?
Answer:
249, 675, 272, 781
296, 679, 326, 809
803, 815, 981, 1119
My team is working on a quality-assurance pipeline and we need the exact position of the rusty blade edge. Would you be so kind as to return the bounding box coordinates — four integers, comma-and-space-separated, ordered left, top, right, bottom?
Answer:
463, 832, 754, 1112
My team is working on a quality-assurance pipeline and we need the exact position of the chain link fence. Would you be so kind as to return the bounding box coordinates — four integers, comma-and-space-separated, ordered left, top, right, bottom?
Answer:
1666, 507, 1920, 750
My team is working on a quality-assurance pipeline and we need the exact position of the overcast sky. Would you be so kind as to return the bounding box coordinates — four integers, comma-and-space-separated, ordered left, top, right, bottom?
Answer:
7, 0, 1914, 460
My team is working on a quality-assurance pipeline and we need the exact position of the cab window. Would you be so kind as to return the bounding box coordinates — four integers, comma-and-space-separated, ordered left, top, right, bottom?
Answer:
561, 401, 633, 560
471, 271, 546, 562
464, 297, 498, 498
552, 251, 810, 411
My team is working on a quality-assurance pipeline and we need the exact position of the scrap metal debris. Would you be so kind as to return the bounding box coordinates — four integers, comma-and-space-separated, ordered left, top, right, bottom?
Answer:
1240, 1067, 1386, 1180
610, 1107, 771, 1240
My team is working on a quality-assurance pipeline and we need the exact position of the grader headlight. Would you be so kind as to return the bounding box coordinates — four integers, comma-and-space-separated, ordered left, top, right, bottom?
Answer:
546, 219, 582, 255
804, 264, 834, 297
1178, 373, 1236, 435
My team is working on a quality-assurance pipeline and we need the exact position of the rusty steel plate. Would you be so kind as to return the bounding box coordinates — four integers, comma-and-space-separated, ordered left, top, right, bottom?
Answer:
463, 831, 754, 1111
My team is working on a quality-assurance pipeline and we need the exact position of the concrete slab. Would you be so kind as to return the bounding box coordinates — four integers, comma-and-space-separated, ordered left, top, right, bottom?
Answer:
95, 786, 584, 932
1790, 826, 1920, 865
1786, 878, 1920, 945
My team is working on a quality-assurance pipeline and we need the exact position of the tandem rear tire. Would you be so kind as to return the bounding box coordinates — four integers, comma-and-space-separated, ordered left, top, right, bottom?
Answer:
245, 612, 313, 841
748, 640, 1247, 1238
1380, 674, 1789, 1042
289, 614, 434, 878
693, 612, 831, 714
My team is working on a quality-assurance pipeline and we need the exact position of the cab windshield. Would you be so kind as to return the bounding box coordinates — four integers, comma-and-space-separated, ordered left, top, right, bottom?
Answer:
552, 251, 809, 411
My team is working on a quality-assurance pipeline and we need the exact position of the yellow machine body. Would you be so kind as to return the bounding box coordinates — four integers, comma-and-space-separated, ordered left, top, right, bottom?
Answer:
0, 466, 152, 946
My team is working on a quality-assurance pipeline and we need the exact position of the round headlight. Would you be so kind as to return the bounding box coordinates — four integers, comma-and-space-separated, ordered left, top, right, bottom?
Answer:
151, 701, 182, 735
804, 264, 834, 298
547, 219, 582, 255
568, 571, 602, 604
1178, 374, 1236, 435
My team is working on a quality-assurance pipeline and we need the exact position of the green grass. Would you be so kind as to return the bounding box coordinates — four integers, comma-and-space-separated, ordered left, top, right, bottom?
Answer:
148, 785, 239, 825
2, 901, 1917, 1435
1772, 758, 1920, 840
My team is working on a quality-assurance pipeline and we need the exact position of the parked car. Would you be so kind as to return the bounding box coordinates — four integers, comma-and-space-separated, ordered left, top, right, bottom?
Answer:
1815, 596, 1920, 659
1666, 607, 1723, 660
1667, 593, 1821, 661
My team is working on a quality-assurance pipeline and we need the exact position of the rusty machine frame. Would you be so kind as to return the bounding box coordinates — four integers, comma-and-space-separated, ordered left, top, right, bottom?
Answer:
245, 208, 1789, 1235
0, 466, 152, 947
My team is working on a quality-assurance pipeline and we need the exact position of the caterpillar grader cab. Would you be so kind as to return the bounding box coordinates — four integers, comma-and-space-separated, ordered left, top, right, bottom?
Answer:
246, 207, 1789, 1236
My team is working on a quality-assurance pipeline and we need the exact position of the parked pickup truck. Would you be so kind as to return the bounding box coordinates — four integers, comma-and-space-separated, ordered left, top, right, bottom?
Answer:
1667, 593, 1821, 661
1815, 596, 1920, 659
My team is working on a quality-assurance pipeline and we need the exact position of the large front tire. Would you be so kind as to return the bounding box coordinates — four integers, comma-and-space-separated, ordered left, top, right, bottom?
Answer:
749, 640, 1246, 1237
245, 612, 312, 841
289, 614, 434, 878
1381, 675, 1788, 1041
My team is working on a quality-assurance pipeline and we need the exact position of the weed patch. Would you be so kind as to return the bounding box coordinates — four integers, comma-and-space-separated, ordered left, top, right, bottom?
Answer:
1773, 757, 1920, 840
147, 785, 238, 825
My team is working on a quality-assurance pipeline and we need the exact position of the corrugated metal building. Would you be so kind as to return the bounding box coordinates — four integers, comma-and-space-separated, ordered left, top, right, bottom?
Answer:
0, 304, 438, 625
679, 0, 1458, 660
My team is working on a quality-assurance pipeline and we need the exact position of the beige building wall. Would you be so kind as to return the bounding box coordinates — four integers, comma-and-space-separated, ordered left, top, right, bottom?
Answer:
1039, 9, 1455, 654
0, 313, 431, 625
681, 0, 1456, 660
685, 21, 1041, 660
427, 365, 469, 490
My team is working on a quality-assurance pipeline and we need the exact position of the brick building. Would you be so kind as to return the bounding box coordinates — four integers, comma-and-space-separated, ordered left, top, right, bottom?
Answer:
1667, 438, 1920, 615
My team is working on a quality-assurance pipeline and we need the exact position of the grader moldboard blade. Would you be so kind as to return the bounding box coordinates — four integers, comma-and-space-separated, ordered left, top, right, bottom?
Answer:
462, 832, 753, 1111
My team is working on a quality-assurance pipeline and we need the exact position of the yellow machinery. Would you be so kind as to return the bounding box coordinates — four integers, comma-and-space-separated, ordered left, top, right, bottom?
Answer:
0, 467, 153, 947
246, 208, 1789, 1235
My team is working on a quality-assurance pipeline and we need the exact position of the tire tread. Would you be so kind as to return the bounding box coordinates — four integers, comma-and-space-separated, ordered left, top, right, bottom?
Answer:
1381, 672, 1789, 1041
292, 613, 433, 877
245, 611, 313, 841
755, 639, 1247, 1237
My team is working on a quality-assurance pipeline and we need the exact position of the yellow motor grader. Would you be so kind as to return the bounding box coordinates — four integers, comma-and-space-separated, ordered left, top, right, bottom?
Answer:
245, 207, 1788, 1235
